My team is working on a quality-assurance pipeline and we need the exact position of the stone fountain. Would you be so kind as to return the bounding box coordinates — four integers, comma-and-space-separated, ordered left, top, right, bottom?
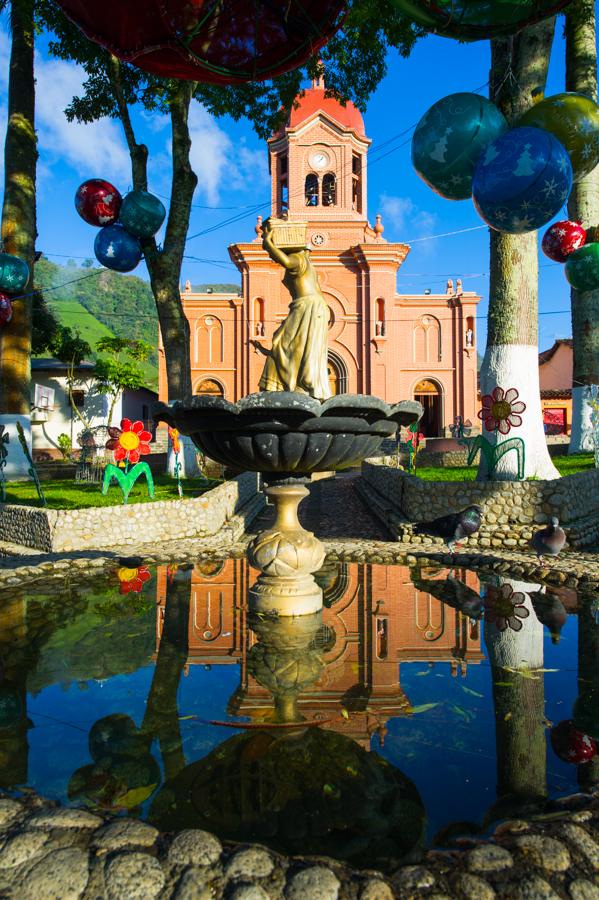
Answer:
154, 218, 422, 616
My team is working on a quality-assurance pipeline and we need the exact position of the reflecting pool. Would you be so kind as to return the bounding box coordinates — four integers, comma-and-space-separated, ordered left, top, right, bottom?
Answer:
0, 559, 597, 871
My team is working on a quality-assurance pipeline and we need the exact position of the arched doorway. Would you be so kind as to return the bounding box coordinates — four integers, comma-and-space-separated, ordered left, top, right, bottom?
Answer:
195, 378, 225, 398
327, 352, 348, 396
414, 379, 442, 437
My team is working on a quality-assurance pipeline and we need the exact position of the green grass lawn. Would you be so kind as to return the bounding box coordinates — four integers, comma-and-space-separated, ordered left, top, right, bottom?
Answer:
3, 475, 220, 510
413, 452, 595, 481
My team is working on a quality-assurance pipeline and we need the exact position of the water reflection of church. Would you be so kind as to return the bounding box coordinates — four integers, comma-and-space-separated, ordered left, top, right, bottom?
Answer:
156, 561, 484, 747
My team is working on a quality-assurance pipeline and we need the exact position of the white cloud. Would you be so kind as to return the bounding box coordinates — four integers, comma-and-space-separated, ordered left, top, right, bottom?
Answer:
378, 193, 437, 239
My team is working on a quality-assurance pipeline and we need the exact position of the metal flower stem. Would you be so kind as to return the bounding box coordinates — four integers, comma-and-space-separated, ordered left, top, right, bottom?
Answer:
15, 422, 46, 506
0, 460, 6, 502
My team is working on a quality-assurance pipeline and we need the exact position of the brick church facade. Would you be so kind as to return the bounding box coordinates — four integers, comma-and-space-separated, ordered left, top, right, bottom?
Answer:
159, 79, 481, 437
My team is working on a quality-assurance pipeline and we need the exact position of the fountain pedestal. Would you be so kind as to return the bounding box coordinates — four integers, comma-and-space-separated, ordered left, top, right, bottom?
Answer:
247, 482, 325, 616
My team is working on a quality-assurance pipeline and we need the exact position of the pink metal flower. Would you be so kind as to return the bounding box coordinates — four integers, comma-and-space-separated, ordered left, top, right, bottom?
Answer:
484, 583, 530, 632
106, 418, 152, 465
478, 387, 526, 435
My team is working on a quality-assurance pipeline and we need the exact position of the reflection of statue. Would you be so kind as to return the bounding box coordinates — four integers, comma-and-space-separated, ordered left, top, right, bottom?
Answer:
255, 218, 331, 400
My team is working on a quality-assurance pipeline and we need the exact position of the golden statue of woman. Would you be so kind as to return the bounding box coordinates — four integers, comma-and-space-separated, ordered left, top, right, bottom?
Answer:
255, 218, 331, 401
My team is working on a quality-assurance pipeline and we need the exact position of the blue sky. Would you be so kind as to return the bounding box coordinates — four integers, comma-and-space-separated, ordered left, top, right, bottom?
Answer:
0, 13, 578, 352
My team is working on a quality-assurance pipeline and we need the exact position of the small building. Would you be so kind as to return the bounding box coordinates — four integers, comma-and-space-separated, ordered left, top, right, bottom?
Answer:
30, 358, 157, 460
538, 339, 573, 435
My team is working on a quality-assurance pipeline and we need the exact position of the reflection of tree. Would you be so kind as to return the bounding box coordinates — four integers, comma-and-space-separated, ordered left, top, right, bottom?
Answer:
575, 596, 599, 791
68, 567, 191, 811
483, 579, 547, 821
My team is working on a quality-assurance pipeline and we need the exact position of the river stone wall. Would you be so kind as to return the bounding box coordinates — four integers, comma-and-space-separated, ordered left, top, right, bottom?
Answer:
360, 457, 599, 549
0, 473, 263, 553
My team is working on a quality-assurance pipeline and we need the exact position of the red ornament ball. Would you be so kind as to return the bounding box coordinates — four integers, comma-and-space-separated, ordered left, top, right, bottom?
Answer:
53, 0, 347, 85
542, 220, 587, 263
550, 719, 597, 765
75, 179, 122, 227
0, 294, 12, 327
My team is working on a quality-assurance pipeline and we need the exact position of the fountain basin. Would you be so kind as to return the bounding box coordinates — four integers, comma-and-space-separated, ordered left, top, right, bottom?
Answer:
153, 392, 422, 478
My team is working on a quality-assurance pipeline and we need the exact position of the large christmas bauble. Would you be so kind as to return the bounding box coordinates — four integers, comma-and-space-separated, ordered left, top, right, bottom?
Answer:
412, 93, 507, 200
550, 719, 597, 764
0, 252, 29, 294
565, 243, 599, 292
52, 0, 347, 85
518, 93, 599, 182
94, 224, 142, 272
75, 178, 122, 227
392, 0, 572, 40
542, 220, 587, 263
472, 126, 572, 234
119, 190, 166, 239
0, 294, 13, 326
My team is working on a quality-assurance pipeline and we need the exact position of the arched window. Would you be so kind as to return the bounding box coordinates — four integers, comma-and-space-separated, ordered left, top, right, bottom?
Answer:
327, 351, 349, 395
413, 315, 441, 363
322, 172, 336, 207
305, 173, 319, 207
375, 298, 386, 336
195, 378, 224, 397
254, 297, 265, 336
195, 315, 224, 365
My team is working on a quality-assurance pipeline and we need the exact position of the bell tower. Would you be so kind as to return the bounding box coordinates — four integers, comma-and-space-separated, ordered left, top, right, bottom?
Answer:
268, 75, 372, 241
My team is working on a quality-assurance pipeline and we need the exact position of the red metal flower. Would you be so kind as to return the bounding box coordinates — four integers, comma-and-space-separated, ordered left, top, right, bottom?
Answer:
478, 387, 526, 435
106, 418, 152, 465
484, 583, 530, 632
117, 566, 151, 594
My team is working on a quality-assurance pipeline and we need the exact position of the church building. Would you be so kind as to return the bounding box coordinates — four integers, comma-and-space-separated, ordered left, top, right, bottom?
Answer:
159, 78, 481, 437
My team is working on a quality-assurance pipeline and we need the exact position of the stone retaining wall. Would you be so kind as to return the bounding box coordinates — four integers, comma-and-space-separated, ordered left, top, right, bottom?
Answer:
360, 457, 599, 549
0, 473, 263, 553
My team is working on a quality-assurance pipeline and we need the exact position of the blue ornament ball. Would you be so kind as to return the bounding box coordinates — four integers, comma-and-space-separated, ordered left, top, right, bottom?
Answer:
0, 252, 30, 293
119, 190, 166, 239
472, 126, 572, 233
94, 224, 142, 272
412, 93, 508, 200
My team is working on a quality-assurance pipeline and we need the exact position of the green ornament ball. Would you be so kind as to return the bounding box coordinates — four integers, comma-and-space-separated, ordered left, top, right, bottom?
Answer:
0, 252, 30, 294
412, 92, 508, 200
392, 0, 571, 41
518, 93, 599, 182
119, 190, 166, 239
565, 243, 599, 292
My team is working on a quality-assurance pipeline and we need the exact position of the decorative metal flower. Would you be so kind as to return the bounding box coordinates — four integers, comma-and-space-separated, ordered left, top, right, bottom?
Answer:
168, 426, 181, 454
0, 425, 9, 462
106, 418, 152, 465
484, 583, 530, 632
478, 387, 526, 434
117, 566, 151, 594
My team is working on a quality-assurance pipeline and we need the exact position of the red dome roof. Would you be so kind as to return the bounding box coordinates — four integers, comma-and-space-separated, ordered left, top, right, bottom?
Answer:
285, 85, 365, 135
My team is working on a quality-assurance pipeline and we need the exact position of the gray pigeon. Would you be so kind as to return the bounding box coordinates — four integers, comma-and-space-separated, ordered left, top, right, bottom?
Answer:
531, 516, 566, 562
413, 505, 482, 552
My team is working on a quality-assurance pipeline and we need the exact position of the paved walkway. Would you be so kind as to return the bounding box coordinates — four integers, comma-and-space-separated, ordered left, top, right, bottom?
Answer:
250, 473, 390, 541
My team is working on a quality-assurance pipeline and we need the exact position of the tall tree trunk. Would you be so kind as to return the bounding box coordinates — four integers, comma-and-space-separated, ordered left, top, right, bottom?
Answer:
566, 0, 599, 453
478, 21, 560, 480
484, 583, 547, 822
0, 0, 37, 476
107, 58, 195, 404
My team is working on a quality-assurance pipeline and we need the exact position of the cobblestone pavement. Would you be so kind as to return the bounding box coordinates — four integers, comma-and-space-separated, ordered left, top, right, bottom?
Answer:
0, 788, 597, 899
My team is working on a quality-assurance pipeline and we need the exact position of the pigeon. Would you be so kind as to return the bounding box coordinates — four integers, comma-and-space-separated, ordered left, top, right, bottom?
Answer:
413, 505, 482, 552
531, 516, 566, 562
528, 589, 567, 644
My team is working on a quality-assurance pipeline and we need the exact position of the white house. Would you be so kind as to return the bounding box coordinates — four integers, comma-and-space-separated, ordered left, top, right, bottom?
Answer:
30, 358, 158, 460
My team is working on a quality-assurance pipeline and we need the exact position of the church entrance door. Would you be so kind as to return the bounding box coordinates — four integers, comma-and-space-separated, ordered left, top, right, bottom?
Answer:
414, 379, 442, 437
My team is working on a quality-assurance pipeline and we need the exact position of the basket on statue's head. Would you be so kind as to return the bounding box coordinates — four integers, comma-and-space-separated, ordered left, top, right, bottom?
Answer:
269, 218, 308, 251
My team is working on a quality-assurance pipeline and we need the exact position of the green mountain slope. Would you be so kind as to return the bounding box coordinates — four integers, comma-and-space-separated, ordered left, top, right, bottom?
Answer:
47, 298, 116, 347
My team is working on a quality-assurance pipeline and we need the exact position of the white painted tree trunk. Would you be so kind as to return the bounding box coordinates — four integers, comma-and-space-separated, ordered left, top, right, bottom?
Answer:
570, 385, 598, 453
0, 414, 33, 480
484, 582, 544, 669
167, 434, 201, 479
479, 347, 560, 480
